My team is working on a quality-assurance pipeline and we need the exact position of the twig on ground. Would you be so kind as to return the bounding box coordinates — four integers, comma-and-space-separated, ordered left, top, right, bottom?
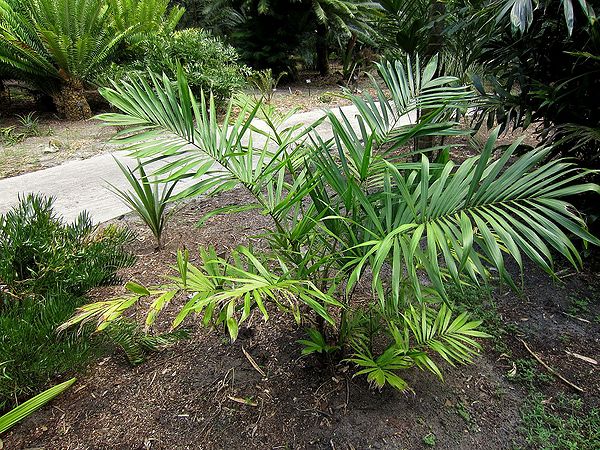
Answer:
561, 311, 591, 323
565, 351, 598, 366
242, 346, 266, 377
519, 339, 584, 393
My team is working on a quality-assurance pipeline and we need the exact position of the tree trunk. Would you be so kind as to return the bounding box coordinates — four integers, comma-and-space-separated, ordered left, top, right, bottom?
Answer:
52, 80, 92, 121
315, 24, 330, 76
0, 79, 9, 106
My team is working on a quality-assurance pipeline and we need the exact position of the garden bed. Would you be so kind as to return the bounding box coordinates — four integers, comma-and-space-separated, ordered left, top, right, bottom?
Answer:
4, 188, 599, 449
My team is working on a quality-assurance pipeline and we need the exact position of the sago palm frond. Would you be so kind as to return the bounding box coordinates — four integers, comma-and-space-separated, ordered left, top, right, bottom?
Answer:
107, 0, 184, 43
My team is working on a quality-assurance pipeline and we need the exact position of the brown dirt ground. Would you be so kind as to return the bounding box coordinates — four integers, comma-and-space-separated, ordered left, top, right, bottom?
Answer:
3, 186, 599, 450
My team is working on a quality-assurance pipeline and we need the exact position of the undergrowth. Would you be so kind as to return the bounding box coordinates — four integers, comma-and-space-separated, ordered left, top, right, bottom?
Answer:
0, 195, 135, 411
520, 393, 600, 450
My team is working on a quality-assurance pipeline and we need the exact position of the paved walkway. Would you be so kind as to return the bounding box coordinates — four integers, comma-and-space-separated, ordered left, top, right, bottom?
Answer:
0, 104, 408, 223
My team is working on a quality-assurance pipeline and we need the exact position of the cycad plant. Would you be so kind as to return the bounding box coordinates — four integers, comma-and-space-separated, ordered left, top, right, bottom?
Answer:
63, 57, 599, 391
107, 0, 184, 44
0, 0, 131, 120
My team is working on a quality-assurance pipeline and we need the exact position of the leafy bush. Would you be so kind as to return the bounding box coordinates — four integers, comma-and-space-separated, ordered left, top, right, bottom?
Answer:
101, 28, 249, 100
0, 195, 135, 296
0, 195, 135, 410
66, 56, 598, 392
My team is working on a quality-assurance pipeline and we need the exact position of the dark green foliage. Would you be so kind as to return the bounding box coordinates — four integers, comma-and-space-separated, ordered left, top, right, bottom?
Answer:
0, 194, 135, 411
0, 294, 106, 411
228, 1, 312, 76
471, 0, 600, 168
0, 195, 135, 297
101, 28, 249, 99
511, 359, 554, 390
182, 0, 375, 76
104, 318, 189, 365
521, 393, 600, 450
0, 0, 132, 119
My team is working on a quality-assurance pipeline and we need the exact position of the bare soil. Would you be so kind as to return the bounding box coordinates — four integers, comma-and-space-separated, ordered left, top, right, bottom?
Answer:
3, 187, 599, 450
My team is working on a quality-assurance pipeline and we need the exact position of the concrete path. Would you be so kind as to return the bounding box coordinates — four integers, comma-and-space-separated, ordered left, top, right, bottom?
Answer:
0, 103, 409, 223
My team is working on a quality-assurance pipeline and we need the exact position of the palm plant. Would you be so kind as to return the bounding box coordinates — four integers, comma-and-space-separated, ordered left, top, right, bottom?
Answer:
0, 0, 132, 120
63, 57, 598, 391
109, 158, 177, 249
107, 0, 184, 44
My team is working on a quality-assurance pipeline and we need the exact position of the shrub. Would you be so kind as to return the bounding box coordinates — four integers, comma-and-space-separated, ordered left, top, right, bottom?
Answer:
0, 195, 135, 410
100, 28, 249, 100
108, 0, 184, 44
66, 57, 598, 392
0, 195, 135, 297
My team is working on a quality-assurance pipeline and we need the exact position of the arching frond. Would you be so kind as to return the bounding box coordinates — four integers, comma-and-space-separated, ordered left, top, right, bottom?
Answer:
348, 129, 600, 305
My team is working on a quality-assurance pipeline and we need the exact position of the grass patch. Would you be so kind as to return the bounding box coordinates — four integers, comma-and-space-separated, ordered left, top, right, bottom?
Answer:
509, 358, 553, 391
567, 296, 591, 317
521, 392, 600, 449
447, 284, 512, 354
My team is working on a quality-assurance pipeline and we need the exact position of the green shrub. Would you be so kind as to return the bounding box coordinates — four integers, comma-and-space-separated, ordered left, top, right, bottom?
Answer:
66, 57, 599, 392
101, 28, 249, 100
0, 194, 135, 411
0, 195, 135, 297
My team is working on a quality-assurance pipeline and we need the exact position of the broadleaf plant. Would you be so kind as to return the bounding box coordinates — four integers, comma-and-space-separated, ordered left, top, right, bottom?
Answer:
63, 55, 599, 392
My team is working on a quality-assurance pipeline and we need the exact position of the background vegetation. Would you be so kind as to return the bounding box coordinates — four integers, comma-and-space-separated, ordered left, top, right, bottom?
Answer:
1, 0, 600, 445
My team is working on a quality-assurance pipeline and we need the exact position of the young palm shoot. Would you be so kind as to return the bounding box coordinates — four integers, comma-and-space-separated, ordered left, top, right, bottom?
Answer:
109, 158, 176, 249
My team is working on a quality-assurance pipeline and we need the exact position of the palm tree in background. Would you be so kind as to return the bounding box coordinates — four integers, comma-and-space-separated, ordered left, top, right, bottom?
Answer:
196, 0, 376, 75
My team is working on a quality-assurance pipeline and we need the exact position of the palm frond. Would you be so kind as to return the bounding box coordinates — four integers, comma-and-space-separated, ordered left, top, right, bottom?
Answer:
348, 128, 600, 304
343, 55, 475, 144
